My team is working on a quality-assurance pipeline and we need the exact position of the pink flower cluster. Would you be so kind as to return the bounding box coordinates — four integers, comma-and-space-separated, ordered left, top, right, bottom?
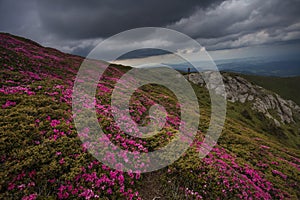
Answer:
272, 170, 287, 180
50, 119, 61, 127
192, 142, 288, 199
22, 193, 37, 200
0, 86, 35, 95
180, 187, 203, 199
2, 100, 16, 109
57, 161, 141, 199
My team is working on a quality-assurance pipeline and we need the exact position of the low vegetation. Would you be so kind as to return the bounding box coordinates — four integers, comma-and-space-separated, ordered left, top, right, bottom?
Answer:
0, 33, 299, 199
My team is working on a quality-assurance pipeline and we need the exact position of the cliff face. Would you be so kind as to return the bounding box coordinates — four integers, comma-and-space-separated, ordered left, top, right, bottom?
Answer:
186, 72, 300, 126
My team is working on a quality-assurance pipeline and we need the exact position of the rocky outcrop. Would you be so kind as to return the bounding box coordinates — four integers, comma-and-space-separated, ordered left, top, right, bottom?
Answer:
186, 71, 300, 126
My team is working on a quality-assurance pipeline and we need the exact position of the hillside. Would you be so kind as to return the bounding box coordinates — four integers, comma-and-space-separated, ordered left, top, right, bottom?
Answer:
238, 74, 300, 106
0, 33, 299, 200
187, 72, 300, 149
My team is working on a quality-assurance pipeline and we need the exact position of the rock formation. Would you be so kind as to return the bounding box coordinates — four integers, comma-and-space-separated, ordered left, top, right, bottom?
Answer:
186, 71, 300, 126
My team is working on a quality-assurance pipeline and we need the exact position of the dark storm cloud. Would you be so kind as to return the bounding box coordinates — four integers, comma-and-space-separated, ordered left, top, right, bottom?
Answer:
0, 0, 300, 56
169, 0, 300, 50
36, 0, 223, 39
0, 0, 39, 34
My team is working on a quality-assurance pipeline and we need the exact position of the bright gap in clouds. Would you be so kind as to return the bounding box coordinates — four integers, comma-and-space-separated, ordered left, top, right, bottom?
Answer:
110, 42, 300, 71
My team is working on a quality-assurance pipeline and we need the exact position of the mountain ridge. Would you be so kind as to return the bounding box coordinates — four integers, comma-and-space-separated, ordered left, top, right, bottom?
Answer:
1, 32, 299, 199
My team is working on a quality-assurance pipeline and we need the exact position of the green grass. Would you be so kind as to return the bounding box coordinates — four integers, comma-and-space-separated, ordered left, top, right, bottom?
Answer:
1, 32, 300, 199
239, 74, 300, 106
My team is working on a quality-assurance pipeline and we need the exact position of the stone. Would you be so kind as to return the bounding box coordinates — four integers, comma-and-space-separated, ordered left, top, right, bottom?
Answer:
185, 72, 300, 125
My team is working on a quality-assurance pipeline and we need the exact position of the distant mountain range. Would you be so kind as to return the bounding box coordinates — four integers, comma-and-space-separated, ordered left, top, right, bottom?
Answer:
165, 56, 300, 77
115, 48, 300, 77
216, 57, 300, 77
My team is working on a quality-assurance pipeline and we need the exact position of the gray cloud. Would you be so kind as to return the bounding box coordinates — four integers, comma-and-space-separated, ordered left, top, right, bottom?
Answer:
0, 0, 299, 56
0, 0, 40, 35
169, 0, 300, 50
36, 0, 222, 39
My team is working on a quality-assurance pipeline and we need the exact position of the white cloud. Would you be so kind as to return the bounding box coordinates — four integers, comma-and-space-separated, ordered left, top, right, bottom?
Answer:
168, 0, 300, 50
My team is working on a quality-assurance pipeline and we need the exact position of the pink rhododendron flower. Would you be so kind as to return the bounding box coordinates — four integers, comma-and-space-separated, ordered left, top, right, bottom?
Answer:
50, 119, 60, 127
22, 193, 37, 200
272, 170, 287, 180
59, 158, 65, 165
2, 100, 16, 109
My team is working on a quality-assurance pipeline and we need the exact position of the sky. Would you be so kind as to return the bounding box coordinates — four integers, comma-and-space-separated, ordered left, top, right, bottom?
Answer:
1, 0, 300, 65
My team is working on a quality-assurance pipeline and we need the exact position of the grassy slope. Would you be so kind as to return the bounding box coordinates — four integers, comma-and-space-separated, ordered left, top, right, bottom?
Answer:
1, 33, 300, 199
137, 83, 300, 199
238, 73, 300, 106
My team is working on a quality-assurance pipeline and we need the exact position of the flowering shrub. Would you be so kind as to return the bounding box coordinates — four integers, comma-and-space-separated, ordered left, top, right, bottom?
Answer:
2, 100, 16, 108
0, 33, 299, 200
